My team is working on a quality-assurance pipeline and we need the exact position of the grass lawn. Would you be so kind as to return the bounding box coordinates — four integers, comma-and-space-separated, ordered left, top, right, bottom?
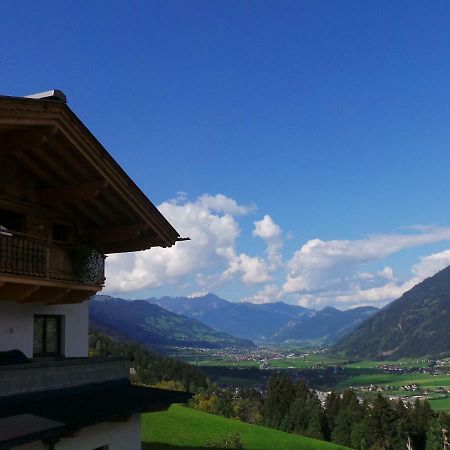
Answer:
337, 373, 450, 390
141, 405, 351, 450
199, 360, 260, 368
198, 354, 346, 369
268, 354, 346, 369
427, 395, 450, 412
344, 358, 430, 369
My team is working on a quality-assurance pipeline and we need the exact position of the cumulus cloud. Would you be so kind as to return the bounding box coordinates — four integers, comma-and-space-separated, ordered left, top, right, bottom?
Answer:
105, 193, 268, 293
106, 194, 249, 293
253, 215, 281, 240
244, 284, 283, 304
253, 215, 283, 268
222, 252, 272, 284
197, 194, 255, 216
283, 227, 450, 294
296, 278, 417, 310
295, 248, 450, 310
412, 249, 450, 279
104, 192, 450, 310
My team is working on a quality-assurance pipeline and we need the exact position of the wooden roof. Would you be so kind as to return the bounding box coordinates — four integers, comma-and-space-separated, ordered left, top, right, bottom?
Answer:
0, 93, 180, 253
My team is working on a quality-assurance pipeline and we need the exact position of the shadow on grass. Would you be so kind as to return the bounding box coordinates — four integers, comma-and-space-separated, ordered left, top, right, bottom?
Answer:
142, 443, 224, 450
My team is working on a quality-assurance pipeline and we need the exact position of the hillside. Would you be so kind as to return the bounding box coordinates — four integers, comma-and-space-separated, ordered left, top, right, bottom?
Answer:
148, 293, 376, 344
91, 296, 255, 350
335, 265, 450, 359
89, 329, 208, 392
273, 306, 378, 344
142, 405, 351, 450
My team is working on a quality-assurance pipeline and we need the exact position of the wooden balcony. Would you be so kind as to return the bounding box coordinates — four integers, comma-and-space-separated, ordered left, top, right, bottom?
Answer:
0, 233, 105, 304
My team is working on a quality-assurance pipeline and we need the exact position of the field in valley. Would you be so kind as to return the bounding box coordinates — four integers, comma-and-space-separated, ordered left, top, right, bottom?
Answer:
337, 372, 450, 389
196, 353, 346, 369
336, 370, 450, 412
194, 350, 450, 413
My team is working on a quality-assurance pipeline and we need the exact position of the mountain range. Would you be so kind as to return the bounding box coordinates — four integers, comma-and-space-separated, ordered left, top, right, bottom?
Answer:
146, 293, 378, 344
335, 265, 450, 359
90, 295, 255, 350
272, 305, 378, 344
92, 264, 450, 358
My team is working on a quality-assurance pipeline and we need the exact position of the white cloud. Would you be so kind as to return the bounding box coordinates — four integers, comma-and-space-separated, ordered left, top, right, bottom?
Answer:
197, 194, 255, 216
296, 249, 450, 310
412, 249, 450, 279
253, 215, 283, 269
222, 252, 272, 285
104, 192, 450, 311
244, 284, 283, 304
188, 291, 209, 299
253, 215, 281, 240
283, 228, 450, 294
296, 278, 417, 310
105, 194, 249, 293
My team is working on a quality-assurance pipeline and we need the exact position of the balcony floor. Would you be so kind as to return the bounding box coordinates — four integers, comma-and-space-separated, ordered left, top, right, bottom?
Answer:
0, 382, 192, 449
0, 274, 100, 304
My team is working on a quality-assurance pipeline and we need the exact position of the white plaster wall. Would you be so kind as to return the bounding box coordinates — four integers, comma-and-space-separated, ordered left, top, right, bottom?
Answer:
0, 300, 89, 357
14, 414, 141, 450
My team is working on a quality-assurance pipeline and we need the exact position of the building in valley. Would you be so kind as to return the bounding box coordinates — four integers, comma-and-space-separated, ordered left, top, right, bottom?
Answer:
0, 90, 189, 450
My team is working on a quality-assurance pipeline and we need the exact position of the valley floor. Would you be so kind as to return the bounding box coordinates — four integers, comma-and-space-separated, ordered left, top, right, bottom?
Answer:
141, 405, 351, 450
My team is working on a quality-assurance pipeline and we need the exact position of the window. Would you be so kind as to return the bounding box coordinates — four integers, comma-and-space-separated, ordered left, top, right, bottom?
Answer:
52, 223, 71, 243
0, 208, 25, 233
33, 315, 62, 357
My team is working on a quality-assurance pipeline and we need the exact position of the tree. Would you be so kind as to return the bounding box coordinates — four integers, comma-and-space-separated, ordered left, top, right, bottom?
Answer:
263, 375, 295, 430
426, 413, 450, 450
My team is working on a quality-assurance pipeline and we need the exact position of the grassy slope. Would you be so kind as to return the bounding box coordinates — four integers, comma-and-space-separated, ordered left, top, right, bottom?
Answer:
141, 405, 351, 450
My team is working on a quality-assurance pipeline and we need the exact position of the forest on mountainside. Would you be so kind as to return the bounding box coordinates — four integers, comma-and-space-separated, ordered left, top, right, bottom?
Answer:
89, 329, 209, 393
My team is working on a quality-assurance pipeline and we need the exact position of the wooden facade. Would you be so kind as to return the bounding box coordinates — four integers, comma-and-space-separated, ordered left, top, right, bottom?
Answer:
0, 91, 180, 304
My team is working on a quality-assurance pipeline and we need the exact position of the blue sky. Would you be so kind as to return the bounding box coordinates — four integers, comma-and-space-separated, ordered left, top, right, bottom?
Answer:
3, 1, 450, 308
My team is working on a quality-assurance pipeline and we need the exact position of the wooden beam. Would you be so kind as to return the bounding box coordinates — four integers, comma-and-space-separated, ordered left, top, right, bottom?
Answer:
0, 274, 102, 291
0, 283, 40, 301
102, 233, 161, 254
0, 126, 58, 153
12, 150, 62, 184
89, 223, 149, 244
18, 287, 71, 304
52, 289, 92, 304
18, 285, 40, 301
38, 180, 109, 205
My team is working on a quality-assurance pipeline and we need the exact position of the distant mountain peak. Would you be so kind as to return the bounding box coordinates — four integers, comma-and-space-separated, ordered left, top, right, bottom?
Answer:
145, 293, 377, 345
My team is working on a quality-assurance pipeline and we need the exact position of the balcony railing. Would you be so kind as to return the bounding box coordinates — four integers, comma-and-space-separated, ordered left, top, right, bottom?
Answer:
0, 233, 105, 287
0, 357, 130, 397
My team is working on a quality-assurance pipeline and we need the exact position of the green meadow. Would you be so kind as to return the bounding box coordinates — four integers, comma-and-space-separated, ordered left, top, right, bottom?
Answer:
198, 359, 259, 368
197, 353, 346, 369
428, 395, 450, 411
337, 373, 450, 389
141, 405, 351, 450
344, 358, 430, 369
268, 354, 347, 369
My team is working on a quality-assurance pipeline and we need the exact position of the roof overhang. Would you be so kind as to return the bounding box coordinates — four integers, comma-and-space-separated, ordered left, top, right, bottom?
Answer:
0, 94, 180, 253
